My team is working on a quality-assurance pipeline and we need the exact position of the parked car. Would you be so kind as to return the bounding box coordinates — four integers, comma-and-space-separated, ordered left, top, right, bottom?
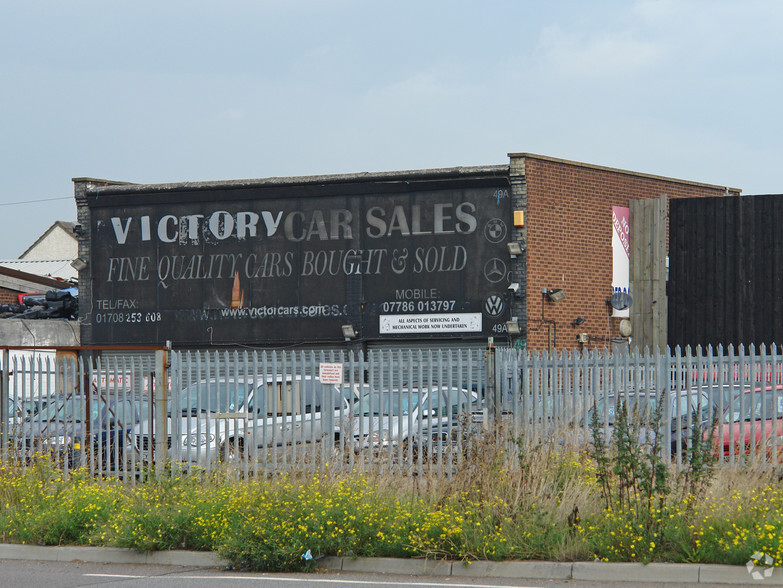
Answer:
18, 394, 87, 462
350, 386, 480, 460
5, 395, 24, 429
710, 385, 783, 459
155, 375, 354, 464
21, 398, 51, 418
18, 393, 149, 469
588, 389, 714, 455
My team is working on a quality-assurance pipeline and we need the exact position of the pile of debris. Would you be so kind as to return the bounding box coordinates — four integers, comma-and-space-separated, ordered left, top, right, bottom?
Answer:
0, 287, 78, 320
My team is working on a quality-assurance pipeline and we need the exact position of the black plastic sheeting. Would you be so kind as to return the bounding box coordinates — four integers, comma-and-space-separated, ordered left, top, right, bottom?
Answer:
0, 287, 77, 320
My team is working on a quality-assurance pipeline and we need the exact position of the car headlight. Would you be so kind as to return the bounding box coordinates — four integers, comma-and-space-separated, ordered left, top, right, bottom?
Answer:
370, 430, 395, 446
184, 432, 215, 447
766, 436, 783, 447
46, 435, 70, 447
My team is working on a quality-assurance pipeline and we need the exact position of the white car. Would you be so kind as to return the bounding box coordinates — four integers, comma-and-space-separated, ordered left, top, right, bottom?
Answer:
154, 376, 355, 464
350, 387, 480, 459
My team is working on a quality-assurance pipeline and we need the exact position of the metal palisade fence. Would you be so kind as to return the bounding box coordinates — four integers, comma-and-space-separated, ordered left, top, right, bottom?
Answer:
2, 344, 783, 479
164, 348, 487, 477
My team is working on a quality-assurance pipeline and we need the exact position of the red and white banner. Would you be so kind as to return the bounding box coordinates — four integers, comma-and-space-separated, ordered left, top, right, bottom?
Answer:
611, 206, 630, 318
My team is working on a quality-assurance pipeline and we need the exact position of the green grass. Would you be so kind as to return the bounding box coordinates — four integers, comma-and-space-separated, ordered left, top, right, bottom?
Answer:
1, 437, 782, 573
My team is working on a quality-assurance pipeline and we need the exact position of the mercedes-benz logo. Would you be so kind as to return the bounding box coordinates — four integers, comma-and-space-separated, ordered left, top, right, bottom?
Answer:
484, 218, 507, 243
484, 295, 505, 317
483, 258, 507, 283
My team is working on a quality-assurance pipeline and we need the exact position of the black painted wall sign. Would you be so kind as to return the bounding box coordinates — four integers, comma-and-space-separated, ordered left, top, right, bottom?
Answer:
87, 177, 512, 345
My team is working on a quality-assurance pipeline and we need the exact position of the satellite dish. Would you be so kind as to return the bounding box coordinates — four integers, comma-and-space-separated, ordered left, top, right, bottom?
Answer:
619, 319, 632, 337
609, 291, 633, 311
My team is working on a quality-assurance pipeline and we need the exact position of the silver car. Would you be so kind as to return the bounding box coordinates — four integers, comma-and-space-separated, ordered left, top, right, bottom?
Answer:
161, 376, 352, 464
350, 386, 479, 459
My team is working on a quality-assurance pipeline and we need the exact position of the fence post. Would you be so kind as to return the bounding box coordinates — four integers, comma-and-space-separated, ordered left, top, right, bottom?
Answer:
486, 343, 497, 423
1, 348, 8, 462
659, 347, 672, 462
154, 348, 169, 477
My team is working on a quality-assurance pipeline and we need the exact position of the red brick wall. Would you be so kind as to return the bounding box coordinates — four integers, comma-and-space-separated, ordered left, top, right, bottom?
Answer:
522, 156, 737, 351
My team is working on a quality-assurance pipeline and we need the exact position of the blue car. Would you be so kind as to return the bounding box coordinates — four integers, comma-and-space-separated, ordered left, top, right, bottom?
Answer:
18, 393, 150, 471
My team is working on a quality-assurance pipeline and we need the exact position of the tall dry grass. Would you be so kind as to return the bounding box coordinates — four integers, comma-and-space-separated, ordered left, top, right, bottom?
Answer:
4, 420, 783, 570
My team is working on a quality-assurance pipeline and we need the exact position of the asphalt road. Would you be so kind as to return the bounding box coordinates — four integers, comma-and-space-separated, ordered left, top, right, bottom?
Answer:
0, 560, 724, 588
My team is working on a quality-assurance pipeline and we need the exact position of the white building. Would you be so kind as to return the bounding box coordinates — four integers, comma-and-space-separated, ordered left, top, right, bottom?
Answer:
0, 221, 78, 281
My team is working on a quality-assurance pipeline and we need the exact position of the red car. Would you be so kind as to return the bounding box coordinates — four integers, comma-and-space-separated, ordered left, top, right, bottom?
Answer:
710, 386, 783, 460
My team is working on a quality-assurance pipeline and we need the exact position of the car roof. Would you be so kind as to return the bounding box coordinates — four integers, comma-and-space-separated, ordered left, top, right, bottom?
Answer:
182, 375, 320, 385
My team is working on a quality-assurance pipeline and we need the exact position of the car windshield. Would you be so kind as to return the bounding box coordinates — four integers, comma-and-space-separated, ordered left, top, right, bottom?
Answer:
591, 394, 657, 424
351, 390, 422, 416
176, 381, 249, 415
338, 384, 370, 404
350, 388, 471, 417
21, 399, 45, 417
591, 391, 710, 425
724, 388, 783, 423
245, 379, 338, 416
32, 396, 144, 425
34, 396, 90, 423
98, 398, 147, 426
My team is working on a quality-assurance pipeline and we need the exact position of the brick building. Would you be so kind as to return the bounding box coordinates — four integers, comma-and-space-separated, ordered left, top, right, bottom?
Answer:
508, 153, 740, 351
72, 154, 741, 352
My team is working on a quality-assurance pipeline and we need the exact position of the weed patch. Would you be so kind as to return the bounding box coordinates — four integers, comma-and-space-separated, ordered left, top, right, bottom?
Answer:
0, 421, 780, 572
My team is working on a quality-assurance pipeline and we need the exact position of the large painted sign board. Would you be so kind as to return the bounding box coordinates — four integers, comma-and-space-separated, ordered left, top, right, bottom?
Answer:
86, 177, 512, 345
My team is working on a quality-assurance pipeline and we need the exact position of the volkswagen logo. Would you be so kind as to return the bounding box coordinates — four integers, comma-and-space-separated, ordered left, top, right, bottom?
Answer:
484, 294, 505, 317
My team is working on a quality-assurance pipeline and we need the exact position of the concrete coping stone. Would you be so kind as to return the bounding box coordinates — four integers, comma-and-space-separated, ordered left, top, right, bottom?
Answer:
698, 563, 783, 586
1, 544, 779, 584
450, 559, 572, 579
0, 544, 228, 567
341, 556, 452, 576
572, 561, 700, 583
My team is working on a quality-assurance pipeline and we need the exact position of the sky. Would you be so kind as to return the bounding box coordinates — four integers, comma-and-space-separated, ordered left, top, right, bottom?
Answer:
1, 0, 781, 260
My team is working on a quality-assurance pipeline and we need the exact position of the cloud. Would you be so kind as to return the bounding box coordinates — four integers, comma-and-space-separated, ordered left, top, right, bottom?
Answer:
373, 72, 447, 101
536, 24, 662, 79
219, 109, 246, 121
